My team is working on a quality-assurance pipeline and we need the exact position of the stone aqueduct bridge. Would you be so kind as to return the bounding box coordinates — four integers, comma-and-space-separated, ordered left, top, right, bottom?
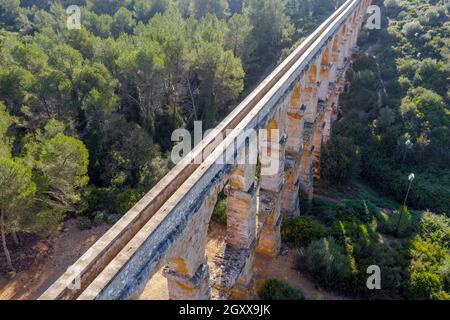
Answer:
41, 0, 371, 300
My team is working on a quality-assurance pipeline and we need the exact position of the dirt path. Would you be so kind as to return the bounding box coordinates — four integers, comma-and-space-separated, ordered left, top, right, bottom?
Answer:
253, 249, 348, 300
0, 219, 109, 300
313, 193, 342, 204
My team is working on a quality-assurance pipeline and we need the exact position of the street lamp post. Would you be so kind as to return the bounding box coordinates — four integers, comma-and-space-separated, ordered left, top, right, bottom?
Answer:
396, 173, 415, 236
403, 173, 415, 207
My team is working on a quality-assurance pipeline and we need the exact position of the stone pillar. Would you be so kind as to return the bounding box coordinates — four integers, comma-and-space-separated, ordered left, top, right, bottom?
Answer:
335, 31, 352, 91
227, 164, 257, 249
281, 87, 305, 217
281, 151, 301, 216
303, 86, 319, 123
226, 161, 257, 299
256, 117, 286, 258
318, 63, 331, 101
349, 28, 357, 51
299, 123, 315, 201
336, 48, 344, 72
344, 31, 353, 59
229, 249, 255, 300
312, 112, 325, 179
341, 28, 353, 66
164, 191, 219, 300
164, 262, 211, 300
322, 103, 334, 144
318, 44, 334, 103
328, 60, 338, 88
226, 188, 256, 249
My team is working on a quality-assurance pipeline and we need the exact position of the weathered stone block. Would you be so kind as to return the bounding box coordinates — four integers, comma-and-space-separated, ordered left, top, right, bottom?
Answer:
256, 217, 281, 258
281, 152, 301, 216
210, 245, 253, 299
260, 141, 286, 193
164, 263, 211, 300
229, 165, 256, 192
226, 188, 257, 249
285, 112, 304, 153
258, 190, 280, 227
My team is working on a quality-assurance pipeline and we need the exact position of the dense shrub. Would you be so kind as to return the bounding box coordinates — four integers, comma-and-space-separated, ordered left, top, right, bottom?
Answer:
384, 0, 402, 18
379, 207, 415, 237
418, 211, 450, 247
335, 200, 378, 223
331, 220, 379, 259
282, 216, 326, 247
81, 186, 112, 213
93, 211, 106, 225
320, 136, 360, 184
439, 259, 450, 291
77, 216, 92, 230
309, 199, 338, 225
410, 272, 443, 299
212, 191, 227, 225
297, 237, 355, 290
79, 187, 142, 229
402, 21, 423, 38
258, 279, 304, 300
106, 213, 121, 225
409, 235, 447, 276
114, 189, 143, 215
407, 213, 450, 299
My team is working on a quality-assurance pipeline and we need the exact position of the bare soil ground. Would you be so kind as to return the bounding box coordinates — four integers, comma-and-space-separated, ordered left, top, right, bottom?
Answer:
253, 250, 348, 300
0, 219, 109, 300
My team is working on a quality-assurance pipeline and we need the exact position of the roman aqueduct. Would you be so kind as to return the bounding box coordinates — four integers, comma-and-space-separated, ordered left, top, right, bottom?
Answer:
40, 0, 372, 300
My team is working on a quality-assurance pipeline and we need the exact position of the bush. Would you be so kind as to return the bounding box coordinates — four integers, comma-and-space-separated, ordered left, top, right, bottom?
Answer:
379, 207, 414, 237
410, 272, 443, 300
418, 211, 450, 247
77, 216, 92, 230
330, 220, 379, 259
212, 191, 227, 225
336, 200, 378, 224
93, 211, 106, 226
409, 235, 448, 283
402, 21, 423, 38
114, 189, 143, 215
258, 279, 304, 300
297, 237, 355, 290
282, 216, 326, 247
320, 136, 360, 184
106, 214, 121, 225
81, 186, 111, 213
439, 258, 450, 291
384, 0, 402, 18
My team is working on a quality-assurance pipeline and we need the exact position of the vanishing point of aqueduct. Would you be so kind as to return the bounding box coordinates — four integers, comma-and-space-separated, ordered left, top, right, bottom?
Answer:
40, 0, 372, 300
